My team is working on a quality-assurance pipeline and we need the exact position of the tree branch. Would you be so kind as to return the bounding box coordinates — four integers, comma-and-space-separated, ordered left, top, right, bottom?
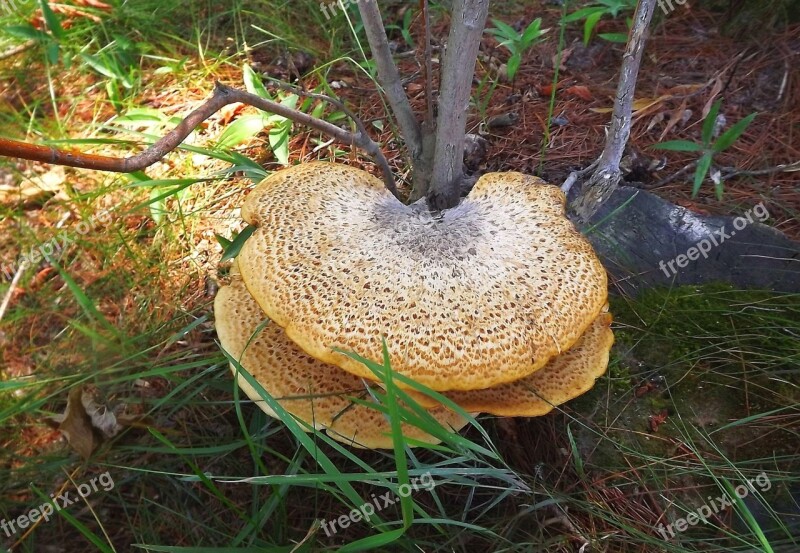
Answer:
262, 77, 398, 196
571, 0, 658, 221
428, 0, 489, 210
0, 82, 398, 198
358, 0, 422, 159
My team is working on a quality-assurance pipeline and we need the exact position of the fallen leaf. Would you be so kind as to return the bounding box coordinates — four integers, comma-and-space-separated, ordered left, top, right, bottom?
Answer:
701, 77, 724, 119
648, 409, 669, 433
591, 95, 671, 116
635, 381, 656, 397
658, 98, 690, 141
565, 85, 592, 101
53, 386, 98, 459
552, 46, 573, 72
51, 386, 148, 457
81, 390, 123, 439
218, 102, 246, 126
0, 166, 66, 206
487, 112, 519, 129
538, 81, 564, 96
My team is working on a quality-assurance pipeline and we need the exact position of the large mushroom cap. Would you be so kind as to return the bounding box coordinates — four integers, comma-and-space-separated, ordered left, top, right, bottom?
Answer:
214, 267, 469, 449
238, 162, 607, 391
445, 311, 614, 417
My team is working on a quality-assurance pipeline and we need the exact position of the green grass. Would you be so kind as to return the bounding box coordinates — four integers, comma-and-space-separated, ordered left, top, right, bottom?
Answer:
1, 1, 799, 551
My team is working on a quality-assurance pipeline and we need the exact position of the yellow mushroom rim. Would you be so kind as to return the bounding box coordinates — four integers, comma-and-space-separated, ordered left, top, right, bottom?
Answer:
445, 309, 614, 417
214, 266, 470, 449
237, 162, 608, 392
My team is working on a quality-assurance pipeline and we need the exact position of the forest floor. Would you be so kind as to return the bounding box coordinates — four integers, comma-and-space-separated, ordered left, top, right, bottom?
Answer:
0, 1, 798, 552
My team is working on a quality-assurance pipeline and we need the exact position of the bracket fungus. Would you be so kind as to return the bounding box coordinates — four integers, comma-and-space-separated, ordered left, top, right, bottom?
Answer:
236, 162, 608, 392
214, 264, 470, 449
444, 309, 614, 417
215, 162, 614, 448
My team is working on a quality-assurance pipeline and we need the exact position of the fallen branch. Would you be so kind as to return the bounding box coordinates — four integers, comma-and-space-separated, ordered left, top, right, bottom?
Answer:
720, 160, 800, 178
0, 82, 398, 197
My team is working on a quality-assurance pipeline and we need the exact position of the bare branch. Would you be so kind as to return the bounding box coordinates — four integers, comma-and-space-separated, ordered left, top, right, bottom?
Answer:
429, 0, 489, 210
358, 0, 422, 158
571, 0, 658, 221
0, 83, 398, 198
262, 77, 398, 195
596, 0, 658, 176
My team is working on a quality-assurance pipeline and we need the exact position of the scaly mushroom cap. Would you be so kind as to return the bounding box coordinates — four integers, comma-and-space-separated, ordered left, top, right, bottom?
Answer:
214, 267, 469, 449
238, 162, 608, 391
445, 311, 614, 416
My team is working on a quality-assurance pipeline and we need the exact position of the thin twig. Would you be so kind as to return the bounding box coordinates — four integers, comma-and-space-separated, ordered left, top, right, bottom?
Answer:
0, 82, 398, 198
0, 260, 28, 324
571, 0, 657, 221
358, 0, 422, 158
0, 40, 35, 61
720, 160, 800, 178
561, 159, 599, 194
593, 0, 658, 178
649, 159, 799, 190
649, 161, 696, 188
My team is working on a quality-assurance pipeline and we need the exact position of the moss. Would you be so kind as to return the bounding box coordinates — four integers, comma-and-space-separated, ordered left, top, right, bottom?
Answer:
573, 284, 800, 472
610, 284, 799, 379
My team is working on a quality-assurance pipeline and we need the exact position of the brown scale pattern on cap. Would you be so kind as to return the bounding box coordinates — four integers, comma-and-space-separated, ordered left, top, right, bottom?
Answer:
238, 162, 608, 392
446, 312, 614, 416
214, 267, 469, 449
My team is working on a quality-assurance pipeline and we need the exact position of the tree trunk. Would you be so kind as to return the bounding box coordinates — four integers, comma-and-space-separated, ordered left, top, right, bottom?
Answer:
426, 0, 489, 210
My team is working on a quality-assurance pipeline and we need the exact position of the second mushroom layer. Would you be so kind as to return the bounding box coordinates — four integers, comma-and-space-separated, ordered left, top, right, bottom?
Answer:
215, 265, 613, 446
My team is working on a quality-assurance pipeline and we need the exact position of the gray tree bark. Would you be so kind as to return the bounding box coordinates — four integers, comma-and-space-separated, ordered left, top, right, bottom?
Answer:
427, 0, 490, 209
